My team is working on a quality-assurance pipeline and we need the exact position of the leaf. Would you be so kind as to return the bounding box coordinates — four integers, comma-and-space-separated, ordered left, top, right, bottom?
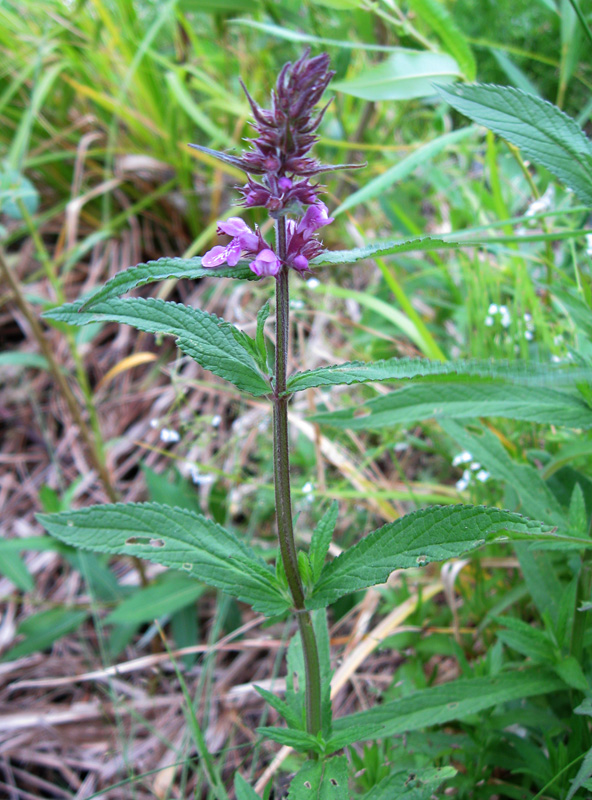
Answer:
331, 669, 565, 739
287, 756, 349, 800
256, 726, 321, 753
254, 685, 302, 730
37, 503, 290, 617
287, 357, 592, 393
407, 0, 476, 80
567, 747, 592, 800
436, 83, 592, 206
554, 656, 589, 691
331, 51, 461, 101
80, 256, 257, 309
310, 382, 592, 430
43, 298, 270, 397
2, 608, 88, 662
0, 542, 34, 592
308, 505, 552, 608
324, 723, 385, 754
104, 575, 205, 625
309, 503, 339, 583
0, 352, 50, 371
333, 127, 475, 215
494, 616, 555, 662
234, 774, 261, 800
256, 300, 270, 367
363, 766, 457, 800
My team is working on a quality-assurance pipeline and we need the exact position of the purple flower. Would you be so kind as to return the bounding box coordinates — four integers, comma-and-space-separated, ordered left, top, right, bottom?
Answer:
250, 249, 281, 277
202, 218, 265, 269
297, 201, 334, 240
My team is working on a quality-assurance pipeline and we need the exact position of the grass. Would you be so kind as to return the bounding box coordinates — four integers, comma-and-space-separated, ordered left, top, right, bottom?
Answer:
2, 0, 592, 797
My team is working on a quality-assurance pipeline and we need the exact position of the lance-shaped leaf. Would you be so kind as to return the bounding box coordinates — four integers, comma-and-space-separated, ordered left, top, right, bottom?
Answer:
37, 503, 290, 617
43, 297, 271, 396
436, 83, 592, 206
308, 505, 552, 608
311, 381, 592, 430
81, 256, 258, 309
331, 668, 564, 740
287, 356, 592, 393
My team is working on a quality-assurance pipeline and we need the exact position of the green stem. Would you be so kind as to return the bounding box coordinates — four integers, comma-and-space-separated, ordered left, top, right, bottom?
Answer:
274, 216, 322, 739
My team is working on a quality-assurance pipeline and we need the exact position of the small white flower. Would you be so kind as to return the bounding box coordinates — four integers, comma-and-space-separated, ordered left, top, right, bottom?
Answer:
456, 470, 471, 491
551, 354, 562, 363
211, 414, 222, 428
394, 442, 408, 452
525, 330, 534, 341
501, 311, 511, 329
150, 418, 159, 429
290, 299, 305, 310
160, 427, 180, 443
302, 481, 314, 494
485, 315, 494, 327
307, 278, 320, 289
523, 312, 532, 322
187, 463, 201, 484
195, 474, 214, 486
499, 305, 508, 315
452, 451, 472, 467
488, 303, 499, 315
476, 469, 490, 483
470, 461, 481, 471
586, 232, 592, 256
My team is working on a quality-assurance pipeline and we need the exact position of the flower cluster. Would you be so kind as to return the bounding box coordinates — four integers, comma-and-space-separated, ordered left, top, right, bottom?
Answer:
194, 50, 352, 279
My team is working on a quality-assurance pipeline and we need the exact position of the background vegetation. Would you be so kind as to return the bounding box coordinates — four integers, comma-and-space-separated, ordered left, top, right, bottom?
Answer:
1, 0, 592, 797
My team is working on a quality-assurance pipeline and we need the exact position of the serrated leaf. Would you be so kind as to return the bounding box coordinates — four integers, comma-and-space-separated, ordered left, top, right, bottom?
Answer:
436, 83, 592, 205
567, 747, 592, 800
287, 756, 349, 800
309, 503, 338, 583
363, 766, 457, 800
43, 298, 270, 396
287, 357, 592, 393
408, 0, 476, 80
308, 505, 551, 608
324, 722, 385, 754
311, 381, 592, 430
311, 236, 462, 267
554, 656, 589, 691
254, 685, 302, 730
331, 51, 461, 101
333, 127, 475, 216
2, 608, 88, 662
104, 575, 205, 625
331, 669, 564, 739
37, 503, 290, 616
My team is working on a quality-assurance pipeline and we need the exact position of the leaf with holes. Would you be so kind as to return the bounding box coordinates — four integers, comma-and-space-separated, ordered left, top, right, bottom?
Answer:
436, 83, 592, 205
308, 505, 553, 608
43, 298, 270, 396
363, 766, 457, 799
37, 503, 290, 617
287, 756, 349, 799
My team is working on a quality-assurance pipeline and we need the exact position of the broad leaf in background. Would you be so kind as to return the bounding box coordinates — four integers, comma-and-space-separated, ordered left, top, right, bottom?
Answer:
80, 256, 257, 309
2, 607, 88, 662
436, 83, 592, 205
331, 50, 461, 101
363, 766, 457, 800
333, 127, 476, 216
37, 503, 290, 616
407, 0, 476, 80
332, 669, 564, 739
287, 357, 592, 392
308, 505, 551, 608
310, 381, 592, 429
287, 756, 349, 800
43, 298, 270, 397
104, 574, 206, 625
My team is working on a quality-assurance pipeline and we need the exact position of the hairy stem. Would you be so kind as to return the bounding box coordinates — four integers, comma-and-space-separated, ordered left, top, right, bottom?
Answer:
274, 216, 322, 739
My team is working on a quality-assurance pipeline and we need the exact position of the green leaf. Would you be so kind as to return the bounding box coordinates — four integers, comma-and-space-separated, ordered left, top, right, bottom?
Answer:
309, 505, 552, 608
554, 656, 589, 691
494, 616, 555, 662
324, 723, 385, 754
309, 503, 339, 583
287, 756, 349, 800
331, 51, 461, 101
254, 685, 302, 730
2, 608, 88, 662
256, 300, 270, 367
0, 352, 51, 371
43, 298, 270, 397
567, 747, 592, 800
311, 382, 592, 430
363, 766, 457, 800
331, 669, 564, 739
0, 542, 34, 592
287, 357, 592, 393
436, 83, 592, 206
104, 574, 205, 625
80, 256, 257, 308
37, 503, 290, 617
333, 127, 475, 215
234, 774, 260, 800
408, 0, 476, 80
256, 726, 321, 753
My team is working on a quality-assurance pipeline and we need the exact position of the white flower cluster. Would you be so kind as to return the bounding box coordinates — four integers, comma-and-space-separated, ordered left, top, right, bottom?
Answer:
485, 303, 511, 329
452, 451, 490, 491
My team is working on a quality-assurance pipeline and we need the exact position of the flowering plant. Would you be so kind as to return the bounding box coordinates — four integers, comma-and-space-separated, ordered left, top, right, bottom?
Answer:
38, 51, 579, 798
